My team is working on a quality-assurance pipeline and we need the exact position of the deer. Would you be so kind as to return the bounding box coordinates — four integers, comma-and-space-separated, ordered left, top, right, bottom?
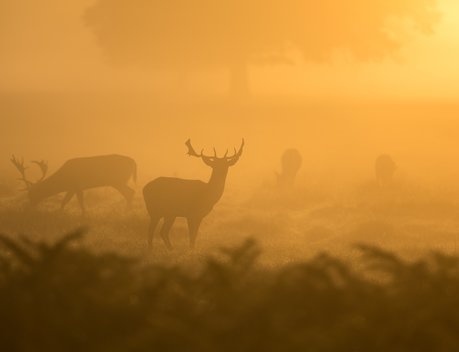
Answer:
11, 154, 137, 213
277, 148, 302, 189
143, 139, 244, 250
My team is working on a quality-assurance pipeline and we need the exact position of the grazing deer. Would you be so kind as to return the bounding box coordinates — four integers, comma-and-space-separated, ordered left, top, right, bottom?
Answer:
11, 155, 137, 213
143, 139, 244, 250
277, 148, 302, 189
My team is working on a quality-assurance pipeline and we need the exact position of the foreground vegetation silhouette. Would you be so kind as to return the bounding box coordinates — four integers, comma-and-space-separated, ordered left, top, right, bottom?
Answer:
1, 229, 459, 351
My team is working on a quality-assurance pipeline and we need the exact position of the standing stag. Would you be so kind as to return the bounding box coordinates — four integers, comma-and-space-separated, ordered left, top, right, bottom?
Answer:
11, 155, 137, 213
143, 139, 244, 249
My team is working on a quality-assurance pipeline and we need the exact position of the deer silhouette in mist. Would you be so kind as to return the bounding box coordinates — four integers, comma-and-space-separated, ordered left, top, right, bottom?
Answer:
277, 148, 302, 189
143, 139, 244, 250
11, 155, 137, 213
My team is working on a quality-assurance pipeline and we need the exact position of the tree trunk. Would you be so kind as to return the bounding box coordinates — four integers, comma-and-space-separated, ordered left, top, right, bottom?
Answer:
229, 58, 250, 100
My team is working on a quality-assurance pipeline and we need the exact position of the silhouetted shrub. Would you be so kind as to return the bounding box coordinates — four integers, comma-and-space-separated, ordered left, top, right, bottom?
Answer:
1, 230, 459, 351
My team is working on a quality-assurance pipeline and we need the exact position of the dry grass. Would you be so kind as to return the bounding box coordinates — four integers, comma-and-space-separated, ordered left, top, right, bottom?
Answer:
1, 178, 459, 268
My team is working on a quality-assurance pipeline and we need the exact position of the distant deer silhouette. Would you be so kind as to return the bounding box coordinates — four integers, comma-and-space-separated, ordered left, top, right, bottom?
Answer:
277, 148, 302, 188
11, 155, 137, 213
375, 154, 396, 187
143, 139, 244, 250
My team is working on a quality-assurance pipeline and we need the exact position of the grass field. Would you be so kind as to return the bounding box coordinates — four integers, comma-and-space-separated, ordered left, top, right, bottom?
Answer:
2, 94, 459, 350
1, 177, 458, 267
2, 183, 459, 351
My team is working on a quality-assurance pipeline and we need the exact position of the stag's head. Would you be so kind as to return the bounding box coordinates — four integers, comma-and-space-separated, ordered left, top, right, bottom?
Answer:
11, 156, 48, 205
185, 139, 244, 172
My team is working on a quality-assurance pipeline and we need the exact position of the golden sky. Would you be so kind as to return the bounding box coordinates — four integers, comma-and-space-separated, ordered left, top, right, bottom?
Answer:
0, 0, 458, 101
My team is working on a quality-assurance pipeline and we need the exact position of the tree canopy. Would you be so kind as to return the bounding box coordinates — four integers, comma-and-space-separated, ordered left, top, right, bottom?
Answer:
84, 0, 440, 96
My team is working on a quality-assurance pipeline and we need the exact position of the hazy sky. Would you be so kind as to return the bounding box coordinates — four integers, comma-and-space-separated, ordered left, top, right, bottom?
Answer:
0, 0, 458, 101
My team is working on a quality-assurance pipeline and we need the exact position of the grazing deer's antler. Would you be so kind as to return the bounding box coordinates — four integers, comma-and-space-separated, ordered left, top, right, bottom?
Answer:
32, 160, 48, 181
10, 155, 32, 190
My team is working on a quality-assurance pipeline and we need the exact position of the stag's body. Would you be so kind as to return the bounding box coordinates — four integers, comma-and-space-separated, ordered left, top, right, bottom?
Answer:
144, 177, 224, 218
143, 139, 243, 249
12, 154, 136, 212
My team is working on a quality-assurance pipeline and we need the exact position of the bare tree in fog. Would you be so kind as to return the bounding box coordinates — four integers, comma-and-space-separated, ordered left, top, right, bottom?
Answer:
277, 148, 302, 189
143, 139, 244, 250
375, 154, 396, 187
11, 155, 137, 213
84, 0, 439, 98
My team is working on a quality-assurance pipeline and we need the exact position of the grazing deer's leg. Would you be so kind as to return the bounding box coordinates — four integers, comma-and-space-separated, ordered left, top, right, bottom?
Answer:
76, 190, 85, 214
160, 217, 175, 250
114, 185, 135, 208
61, 192, 75, 210
187, 217, 203, 248
147, 216, 160, 248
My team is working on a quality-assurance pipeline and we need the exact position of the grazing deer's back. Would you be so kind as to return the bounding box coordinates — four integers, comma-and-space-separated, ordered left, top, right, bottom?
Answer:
56, 155, 136, 186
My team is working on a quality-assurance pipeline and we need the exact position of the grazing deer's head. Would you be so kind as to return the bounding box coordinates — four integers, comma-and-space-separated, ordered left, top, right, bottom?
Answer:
185, 138, 244, 171
11, 156, 48, 205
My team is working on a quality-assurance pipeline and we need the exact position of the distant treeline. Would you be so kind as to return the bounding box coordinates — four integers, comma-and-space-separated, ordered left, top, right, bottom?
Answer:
1, 229, 458, 351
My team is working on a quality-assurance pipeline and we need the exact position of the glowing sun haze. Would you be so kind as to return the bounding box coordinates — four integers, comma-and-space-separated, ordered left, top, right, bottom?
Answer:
0, 0, 457, 101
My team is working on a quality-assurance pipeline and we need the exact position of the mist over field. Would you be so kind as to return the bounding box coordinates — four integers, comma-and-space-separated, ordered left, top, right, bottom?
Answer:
2, 0, 459, 351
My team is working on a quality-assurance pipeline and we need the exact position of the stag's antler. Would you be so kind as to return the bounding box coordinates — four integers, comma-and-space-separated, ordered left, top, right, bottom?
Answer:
31, 160, 48, 181
11, 155, 32, 190
186, 139, 244, 162
225, 139, 244, 159
185, 139, 204, 158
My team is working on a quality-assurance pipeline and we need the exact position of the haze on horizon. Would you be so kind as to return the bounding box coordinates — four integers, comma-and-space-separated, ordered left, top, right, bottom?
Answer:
0, 0, 458, 101
1, 0, 459, 196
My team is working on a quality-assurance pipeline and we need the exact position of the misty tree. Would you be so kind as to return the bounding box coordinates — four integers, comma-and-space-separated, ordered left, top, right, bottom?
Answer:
84, 0, 439, 98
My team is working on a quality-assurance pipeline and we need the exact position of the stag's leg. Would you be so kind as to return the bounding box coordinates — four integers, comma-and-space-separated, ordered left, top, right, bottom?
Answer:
114, 185, 135, 209
76, 190, 86, 214
160, 217, 175, 250
61, 192, 75, 210
187, 217, 203, 249
147, 216, 160, 248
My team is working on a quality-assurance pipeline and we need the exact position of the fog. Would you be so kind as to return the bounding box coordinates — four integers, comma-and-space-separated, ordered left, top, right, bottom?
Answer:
1, 0, 458, 98
1, 0, 458, 208
4, 1, 459, 350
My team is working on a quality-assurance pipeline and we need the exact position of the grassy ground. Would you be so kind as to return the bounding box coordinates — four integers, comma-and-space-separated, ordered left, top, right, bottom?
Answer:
2, 180, 459, 351
1, 178, 459, 268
